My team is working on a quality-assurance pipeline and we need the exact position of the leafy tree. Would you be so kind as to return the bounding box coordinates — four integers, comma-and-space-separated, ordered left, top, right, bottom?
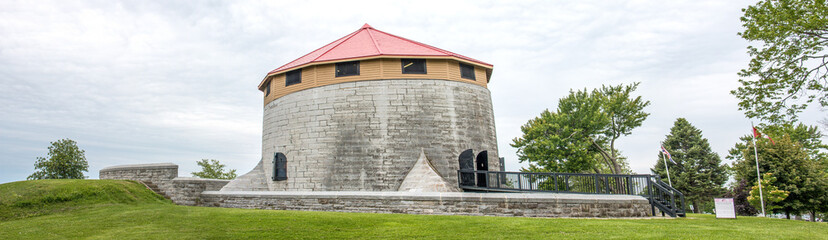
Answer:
724, 179, 760, 216
191, 159, 237, 180
651, 118, 728, 213
728, 123, 828, 165
511, 83, 648, 174
28, 139, 88, 180
765, 123, 828, 159
748, 173, 789, 212
731, 135, 828, 219
731, 0, 828, 123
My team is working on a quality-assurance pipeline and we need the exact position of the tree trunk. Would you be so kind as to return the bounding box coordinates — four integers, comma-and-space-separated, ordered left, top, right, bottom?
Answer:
811, 210, 816, 222
589, 138, 617, 174
693, 200, 701, 213
610, 138, 622, 174
786, 212, 790, 219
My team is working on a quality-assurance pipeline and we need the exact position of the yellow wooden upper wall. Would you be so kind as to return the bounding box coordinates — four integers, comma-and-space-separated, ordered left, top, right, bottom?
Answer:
262, 58, 491, 105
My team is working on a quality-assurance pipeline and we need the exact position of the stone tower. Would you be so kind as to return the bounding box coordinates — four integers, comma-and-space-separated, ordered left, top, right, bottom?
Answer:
223, 24, 498, 191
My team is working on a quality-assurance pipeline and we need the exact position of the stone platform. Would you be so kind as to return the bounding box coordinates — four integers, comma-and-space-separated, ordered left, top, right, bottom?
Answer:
200, 191, 651, 218
100, 163, 653, 218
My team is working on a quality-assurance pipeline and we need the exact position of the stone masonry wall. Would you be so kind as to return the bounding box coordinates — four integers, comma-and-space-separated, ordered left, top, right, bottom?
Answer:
170, 177, 231, 206
99, 163, 229, 206
100, 163, 178, 195
201, 191, 652, 218
252, 79, 499, 192
100, 163, 655, 218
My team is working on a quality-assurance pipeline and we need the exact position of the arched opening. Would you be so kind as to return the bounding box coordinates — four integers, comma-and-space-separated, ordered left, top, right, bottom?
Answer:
273, 152, 287, 181
458, 149, 475, 186
476, 151, 488, 187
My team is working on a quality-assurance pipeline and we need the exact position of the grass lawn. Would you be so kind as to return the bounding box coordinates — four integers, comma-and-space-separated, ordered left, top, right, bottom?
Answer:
1, 180, 825, 239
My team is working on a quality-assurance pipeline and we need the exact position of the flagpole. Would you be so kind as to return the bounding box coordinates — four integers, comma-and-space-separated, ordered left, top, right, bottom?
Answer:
661, 148, 672, 187
751, 122, 766, 217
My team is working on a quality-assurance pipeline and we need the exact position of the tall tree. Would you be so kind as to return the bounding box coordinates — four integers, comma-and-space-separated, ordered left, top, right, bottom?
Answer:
651, 118, 728, 213
511, 83, 648, 174
28, 138, 88, 180
731, 0, 828, 123
727, 123, 828, 169
731, 135, 828, 220
192, 159, 237, 180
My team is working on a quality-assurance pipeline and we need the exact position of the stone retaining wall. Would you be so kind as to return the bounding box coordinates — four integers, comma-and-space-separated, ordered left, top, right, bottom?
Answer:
101, 163, 653, 218
99, 163, 229, 206
170, 177, 231, 206
200, 191, 651, 218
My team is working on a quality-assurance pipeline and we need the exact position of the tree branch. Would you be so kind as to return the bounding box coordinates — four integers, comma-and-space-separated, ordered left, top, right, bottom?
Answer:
589, 137, 615, 173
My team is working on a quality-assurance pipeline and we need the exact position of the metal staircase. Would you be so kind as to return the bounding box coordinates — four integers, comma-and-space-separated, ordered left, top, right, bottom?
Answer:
457, 170, 686, 217
647, 176, 686, 217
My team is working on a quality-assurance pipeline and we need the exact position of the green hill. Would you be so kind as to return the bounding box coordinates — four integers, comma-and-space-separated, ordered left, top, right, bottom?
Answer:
0, 179, 825, 239
0, 179, 168, 220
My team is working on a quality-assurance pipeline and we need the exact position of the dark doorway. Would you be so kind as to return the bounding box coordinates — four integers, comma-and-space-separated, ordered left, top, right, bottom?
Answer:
476, 151, 488, 187
273, 152, 287, 181
458, 149, 475, 186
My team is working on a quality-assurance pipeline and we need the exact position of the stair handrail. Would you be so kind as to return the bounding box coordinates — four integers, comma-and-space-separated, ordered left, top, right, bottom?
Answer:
653, 176, 686, 212
647, 176, 686, 216
456, 170, 687, 217
649, 179, 675, 216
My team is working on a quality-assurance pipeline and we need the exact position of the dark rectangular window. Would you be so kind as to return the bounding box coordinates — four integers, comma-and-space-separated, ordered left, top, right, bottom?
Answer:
265, 81, 271, 96
273, 152, 287, 181
285, 69, 301, 86
401, 59, 427, 74
336, 61, 360, 77
460, 63, 476, 80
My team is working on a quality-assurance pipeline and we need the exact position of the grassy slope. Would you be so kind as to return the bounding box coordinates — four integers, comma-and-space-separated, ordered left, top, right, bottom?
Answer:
0, 180, 825, 239
0, 179, 167, 221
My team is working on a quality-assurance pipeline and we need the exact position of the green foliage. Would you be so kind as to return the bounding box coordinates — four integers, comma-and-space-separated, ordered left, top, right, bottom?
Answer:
731, 0, 828, 123
724, 179, 760, 216
764, 123, 828, 159
652, 118, 728, 213
748, 173, 789, 212
731, 135, 828, 216
27, 139, 88, 180
0, 179, 167, 220
192, 159, 237, 180
727, 123, 827, 164
511, 83, 648, 174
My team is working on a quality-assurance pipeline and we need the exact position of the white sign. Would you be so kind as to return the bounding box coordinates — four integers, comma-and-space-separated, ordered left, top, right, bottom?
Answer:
714, 198, 736, 219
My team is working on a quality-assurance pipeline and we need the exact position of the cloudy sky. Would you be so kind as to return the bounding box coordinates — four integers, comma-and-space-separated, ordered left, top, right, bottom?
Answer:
1, 0, 823, 183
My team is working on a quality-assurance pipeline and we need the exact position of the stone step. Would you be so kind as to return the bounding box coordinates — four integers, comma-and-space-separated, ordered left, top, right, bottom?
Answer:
140, 181, 170, 199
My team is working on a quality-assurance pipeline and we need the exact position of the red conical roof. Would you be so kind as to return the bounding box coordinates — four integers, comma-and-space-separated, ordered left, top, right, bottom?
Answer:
266, 24, 492, 75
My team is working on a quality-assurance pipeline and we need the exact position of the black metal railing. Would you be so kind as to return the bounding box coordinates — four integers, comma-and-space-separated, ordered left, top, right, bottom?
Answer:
457, 170, 686, 217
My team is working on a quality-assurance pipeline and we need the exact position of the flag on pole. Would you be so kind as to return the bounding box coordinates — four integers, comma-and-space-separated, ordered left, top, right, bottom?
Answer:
752, 127, 775, 144
661, 145, 676, 164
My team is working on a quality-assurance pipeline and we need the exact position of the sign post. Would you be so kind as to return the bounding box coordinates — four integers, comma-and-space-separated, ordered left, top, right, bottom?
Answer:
714, 198, 736, 219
